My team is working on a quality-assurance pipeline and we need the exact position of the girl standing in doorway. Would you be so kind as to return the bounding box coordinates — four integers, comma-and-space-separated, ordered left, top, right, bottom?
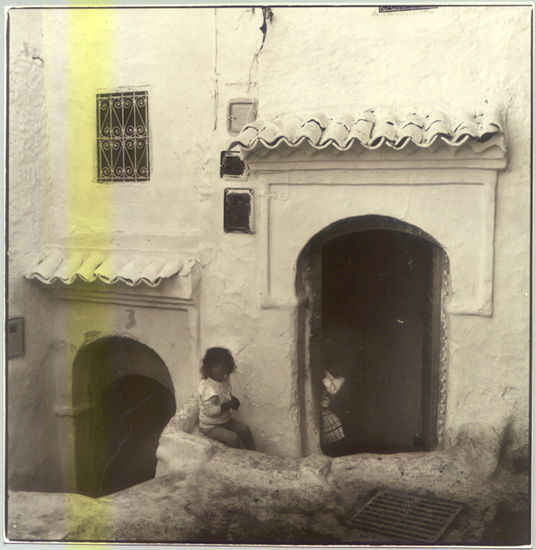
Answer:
320, 362, 348, 457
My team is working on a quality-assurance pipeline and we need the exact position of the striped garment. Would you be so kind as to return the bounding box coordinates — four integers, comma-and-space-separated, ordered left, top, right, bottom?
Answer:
320, 409, 345, 444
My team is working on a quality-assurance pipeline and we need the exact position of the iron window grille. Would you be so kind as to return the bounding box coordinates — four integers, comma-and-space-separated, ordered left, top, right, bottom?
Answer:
97, 91, 150, 182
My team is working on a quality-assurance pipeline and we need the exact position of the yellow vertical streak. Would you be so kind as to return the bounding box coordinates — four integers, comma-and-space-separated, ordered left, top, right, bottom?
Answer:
67, 5, 116, 237
64, 4, 117, 537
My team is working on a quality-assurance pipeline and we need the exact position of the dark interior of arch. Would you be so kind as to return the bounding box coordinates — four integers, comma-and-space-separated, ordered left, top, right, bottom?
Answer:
298, 216, 443, 457
74, 338, 176, 497
311, 215, 442, 247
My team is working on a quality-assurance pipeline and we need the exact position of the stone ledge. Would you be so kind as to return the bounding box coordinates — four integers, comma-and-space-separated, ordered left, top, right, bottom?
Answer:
6, 419, 528, 544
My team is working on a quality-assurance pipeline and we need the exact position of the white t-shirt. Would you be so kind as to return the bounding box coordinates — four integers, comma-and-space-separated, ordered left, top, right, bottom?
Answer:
197, 376, 232, 429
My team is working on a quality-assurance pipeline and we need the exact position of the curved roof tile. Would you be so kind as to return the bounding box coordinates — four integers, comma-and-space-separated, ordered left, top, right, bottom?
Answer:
228, 108, 504, 155
26, 250, 194, 288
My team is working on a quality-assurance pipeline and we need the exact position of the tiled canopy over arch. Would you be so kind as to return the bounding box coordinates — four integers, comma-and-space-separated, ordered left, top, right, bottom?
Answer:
26, 250, 197, 288
227, 106, 507, 317
228, 108, 504, 155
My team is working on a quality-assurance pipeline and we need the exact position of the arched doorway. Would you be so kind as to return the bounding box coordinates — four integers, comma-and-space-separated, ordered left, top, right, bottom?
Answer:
297, 216, 447, 456
73, 337, 176, 497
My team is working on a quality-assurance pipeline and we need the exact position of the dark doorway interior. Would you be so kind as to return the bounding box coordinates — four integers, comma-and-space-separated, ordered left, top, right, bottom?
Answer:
99, 374, 175, 495
74, 338, 176, 497
319, 227, 441, 455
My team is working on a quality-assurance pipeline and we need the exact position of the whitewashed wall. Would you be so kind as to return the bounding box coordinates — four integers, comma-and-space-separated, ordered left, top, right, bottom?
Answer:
7, 6, 531, 489
8, 10, 60, 490
203, 6, 531, 455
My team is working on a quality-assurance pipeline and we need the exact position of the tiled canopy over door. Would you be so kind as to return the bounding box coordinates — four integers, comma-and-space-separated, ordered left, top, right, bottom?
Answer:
229, 107, 506, 455
229, 107, 506, 317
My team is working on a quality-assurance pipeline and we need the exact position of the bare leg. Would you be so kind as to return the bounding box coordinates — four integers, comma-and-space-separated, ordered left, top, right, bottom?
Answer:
200, 425, 242, 448
224, 418, 255, 450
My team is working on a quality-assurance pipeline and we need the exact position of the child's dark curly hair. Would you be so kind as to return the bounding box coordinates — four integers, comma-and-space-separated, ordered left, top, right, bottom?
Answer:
200, 347, 236, 379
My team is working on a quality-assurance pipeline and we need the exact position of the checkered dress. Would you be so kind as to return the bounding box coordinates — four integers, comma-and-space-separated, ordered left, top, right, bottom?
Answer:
320, 409, 345, 444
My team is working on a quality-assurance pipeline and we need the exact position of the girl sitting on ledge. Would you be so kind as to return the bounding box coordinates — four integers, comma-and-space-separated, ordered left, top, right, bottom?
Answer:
197, 347, 255, 450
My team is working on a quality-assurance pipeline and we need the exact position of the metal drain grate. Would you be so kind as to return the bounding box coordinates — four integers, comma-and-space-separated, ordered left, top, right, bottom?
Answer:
346, 490, 463, 543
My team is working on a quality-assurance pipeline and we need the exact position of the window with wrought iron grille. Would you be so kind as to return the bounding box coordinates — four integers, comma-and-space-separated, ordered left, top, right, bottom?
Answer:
97, 91, 150, 182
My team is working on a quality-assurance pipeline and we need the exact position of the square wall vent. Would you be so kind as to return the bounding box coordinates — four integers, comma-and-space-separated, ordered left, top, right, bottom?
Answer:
224, 188, 254, 233
220, 150, 246, 178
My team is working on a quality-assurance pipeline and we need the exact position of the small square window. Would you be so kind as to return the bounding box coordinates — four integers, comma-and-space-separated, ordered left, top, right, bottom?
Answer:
227, 99, 257, 135
224, 188, 254, 233
97, 91, 150, 182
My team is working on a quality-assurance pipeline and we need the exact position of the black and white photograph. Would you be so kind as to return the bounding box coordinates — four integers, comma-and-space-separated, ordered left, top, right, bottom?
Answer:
4, 2, 532, 546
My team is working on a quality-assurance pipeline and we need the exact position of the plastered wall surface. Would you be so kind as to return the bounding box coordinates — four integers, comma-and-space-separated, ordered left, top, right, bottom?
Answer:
257, 7, 529, 117
261, 173, 494, 310
8, 10, 63, 490
42, 8, 216, 241
7, 6, 531, 489
205, 6, 531, 453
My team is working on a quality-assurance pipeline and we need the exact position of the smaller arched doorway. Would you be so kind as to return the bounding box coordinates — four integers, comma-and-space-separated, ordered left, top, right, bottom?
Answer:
297, 216, 447, 456
73, 337, 176, 497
